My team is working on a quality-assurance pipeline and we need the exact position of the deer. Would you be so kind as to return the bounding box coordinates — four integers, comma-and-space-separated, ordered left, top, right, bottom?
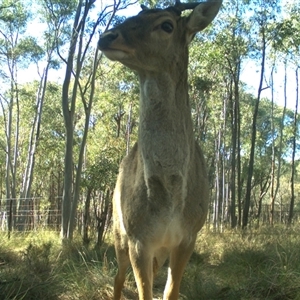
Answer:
98, 1, 222, 299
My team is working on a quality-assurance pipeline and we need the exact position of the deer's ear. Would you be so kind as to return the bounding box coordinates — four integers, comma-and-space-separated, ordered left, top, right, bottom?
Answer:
186, 1, 222, 40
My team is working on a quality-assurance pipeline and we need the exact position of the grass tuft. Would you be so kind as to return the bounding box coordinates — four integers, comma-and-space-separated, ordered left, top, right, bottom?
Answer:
1, 226, 300, 299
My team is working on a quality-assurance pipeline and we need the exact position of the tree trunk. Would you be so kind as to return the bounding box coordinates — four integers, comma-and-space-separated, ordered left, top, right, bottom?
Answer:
271, 61, 287, 225
230, 68, 240, 228
3, 66, 19, 233
4, 97, 12, 234
243, 27, 267, 229
61, 1, 120, 239
96, 190, 110, 247
270, 65, 276, 225
229, 78, 237, 228
68, 47, 99, 239
288, 67, 299, 225
237, 94, 242, 227
83, 189, 92, 244
61, 0, 84, 239
19, 65, 50, 230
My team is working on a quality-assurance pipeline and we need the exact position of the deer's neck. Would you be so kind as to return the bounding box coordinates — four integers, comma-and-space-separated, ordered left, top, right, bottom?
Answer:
138, 71, 192, 131
137, 71, 194, 178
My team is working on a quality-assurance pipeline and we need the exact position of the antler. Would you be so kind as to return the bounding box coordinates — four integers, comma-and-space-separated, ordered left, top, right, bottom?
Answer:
141, 0, 218, 14
140, 1, 202, 12
173, 0, 203, 12
141, 4, 149, 11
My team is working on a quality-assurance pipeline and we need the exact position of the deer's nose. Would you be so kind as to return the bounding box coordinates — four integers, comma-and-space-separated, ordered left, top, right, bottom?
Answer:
98, 31, 119, 50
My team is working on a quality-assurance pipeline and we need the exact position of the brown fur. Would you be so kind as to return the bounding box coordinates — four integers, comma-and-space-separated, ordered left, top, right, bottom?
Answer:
98, 1, 222, 299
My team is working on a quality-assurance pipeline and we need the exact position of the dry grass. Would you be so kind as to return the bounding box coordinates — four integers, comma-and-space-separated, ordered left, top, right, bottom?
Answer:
1, 226, 300, 299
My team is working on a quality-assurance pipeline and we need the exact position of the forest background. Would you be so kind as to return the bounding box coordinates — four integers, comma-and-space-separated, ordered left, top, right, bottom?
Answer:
0, 0, 300, 243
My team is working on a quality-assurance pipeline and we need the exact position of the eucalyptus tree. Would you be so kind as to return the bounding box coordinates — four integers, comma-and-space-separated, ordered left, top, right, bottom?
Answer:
283, 5, 299, 225
80, 60, 139, 244
0, 0, 45, 231
18, 0, 74, 214
215, 0, 250, 227
10, 0, 77, 230
272, 3, 300, 224
289, 67, 299, 224
188, 38, 224, 229
59, 0, 136, 239
263, 1, 300, 224
242, 0, 281, 229
244, 97, 286, 223
31, 81, 65, 228
188, 0, 251, 228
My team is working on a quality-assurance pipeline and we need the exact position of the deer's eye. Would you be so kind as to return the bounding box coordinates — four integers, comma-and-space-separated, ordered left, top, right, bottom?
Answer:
161, 21, 173, 33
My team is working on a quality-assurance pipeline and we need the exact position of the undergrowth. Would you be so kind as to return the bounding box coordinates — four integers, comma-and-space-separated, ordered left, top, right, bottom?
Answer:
0, 226, 300, 299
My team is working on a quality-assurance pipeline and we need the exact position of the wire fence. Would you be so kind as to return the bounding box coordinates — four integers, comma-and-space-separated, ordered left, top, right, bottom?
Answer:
0, 197, 299, 232
0, 197, 61, 231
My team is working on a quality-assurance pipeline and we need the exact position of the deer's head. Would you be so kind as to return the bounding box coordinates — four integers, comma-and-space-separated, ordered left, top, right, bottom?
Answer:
98, 1, 222, 73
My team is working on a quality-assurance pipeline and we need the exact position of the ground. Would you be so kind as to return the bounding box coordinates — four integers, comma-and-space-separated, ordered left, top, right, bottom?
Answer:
0, 226, 300, 299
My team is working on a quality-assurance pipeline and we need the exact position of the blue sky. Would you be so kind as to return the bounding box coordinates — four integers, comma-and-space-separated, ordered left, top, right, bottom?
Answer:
17, 0, 299, 111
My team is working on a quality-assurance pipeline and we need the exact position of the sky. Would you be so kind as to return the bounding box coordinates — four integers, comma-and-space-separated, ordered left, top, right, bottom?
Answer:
235, 0, 299, 111
17, 0, 299, 111
240, 59, 298, 111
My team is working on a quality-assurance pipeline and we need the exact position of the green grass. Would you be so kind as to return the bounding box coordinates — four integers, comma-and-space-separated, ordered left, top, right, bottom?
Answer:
1, 226, 300, 299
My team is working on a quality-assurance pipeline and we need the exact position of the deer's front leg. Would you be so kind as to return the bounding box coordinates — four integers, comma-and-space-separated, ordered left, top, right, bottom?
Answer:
129, 242, 154, 300
113, 245, 130, 300
163, 240, 196, 300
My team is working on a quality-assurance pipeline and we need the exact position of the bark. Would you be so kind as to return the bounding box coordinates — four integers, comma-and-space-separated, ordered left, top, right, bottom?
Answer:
96, 189, 110, 247
214, 129, 221, 231
270, 65, 276, 224
236, 94, 242, 227
83, 189, 92, 244
270, 61, 287, 225
288, 67, 299, 225
223, 18, 242, 227
2, 59, 19, 233
114, 108, 125, 138
243, 27, 267, 229
68, 46, 99, 239
19, 65, 50, 230
221, 94, 227, 226
229, 78, 237, 228
256, 175, 271, 226
3, 94, 12, 233
61, 0, 83, 239
228, 62, 241, 229
62, 0, 121, 239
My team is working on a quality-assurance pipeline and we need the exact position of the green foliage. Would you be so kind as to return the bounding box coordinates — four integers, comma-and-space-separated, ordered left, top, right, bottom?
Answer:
16, 37, 45, 63
39, 0, 78, 48
140, 0, 174, 9
21, 242, 52, 274
0, 0, 300, 232
271, 9, 300, 54
181, 226, 300, 299
1, 227, 300, 299
40, 0, 77, 21
0, 0, 29, 30
82, 156, 118, 192
0, 232, 62, 299
0, 231, 116, 299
